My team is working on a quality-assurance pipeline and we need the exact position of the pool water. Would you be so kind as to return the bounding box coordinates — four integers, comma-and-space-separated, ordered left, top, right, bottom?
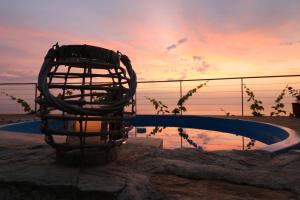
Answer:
2, 114, 299, 153
0, 120, 267, 151
128, 127, 266, 151
71, 120, 267, 150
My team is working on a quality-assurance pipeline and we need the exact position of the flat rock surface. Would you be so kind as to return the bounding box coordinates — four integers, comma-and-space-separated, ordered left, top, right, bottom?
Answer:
1, 113, 300, 199
1, 130, 300, 200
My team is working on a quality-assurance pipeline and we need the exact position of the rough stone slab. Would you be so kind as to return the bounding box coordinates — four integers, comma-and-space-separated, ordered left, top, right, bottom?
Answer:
77, 172, 126, 193
1, 130, 300, 199
151, 174, 296, 200
0, 131, 163, 199
0, 130, 44, 145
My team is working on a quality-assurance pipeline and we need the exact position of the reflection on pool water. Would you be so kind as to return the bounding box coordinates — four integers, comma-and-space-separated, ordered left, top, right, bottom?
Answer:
70, 120, 267, 151
70, 121, 265, 151
128, 127, 266, 151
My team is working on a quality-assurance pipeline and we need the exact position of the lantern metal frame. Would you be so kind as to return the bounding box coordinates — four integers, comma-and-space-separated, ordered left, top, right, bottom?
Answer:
37, 44, 137, 154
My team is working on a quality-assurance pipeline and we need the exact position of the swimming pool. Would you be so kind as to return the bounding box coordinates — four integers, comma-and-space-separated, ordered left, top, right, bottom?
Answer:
1, 115, 299, 153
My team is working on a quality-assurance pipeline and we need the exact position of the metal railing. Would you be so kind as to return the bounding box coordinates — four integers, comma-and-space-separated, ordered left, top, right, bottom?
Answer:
0, 83, 38, 114
137, 74, 300, 116
0, 74, 300, 116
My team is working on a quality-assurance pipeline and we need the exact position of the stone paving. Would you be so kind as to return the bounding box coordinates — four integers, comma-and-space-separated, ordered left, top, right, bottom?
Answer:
1, 115, 300, 199
0, 130, 300, 199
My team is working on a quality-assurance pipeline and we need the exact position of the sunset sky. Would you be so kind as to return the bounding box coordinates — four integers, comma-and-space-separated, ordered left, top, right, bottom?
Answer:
0, 0, 300, 82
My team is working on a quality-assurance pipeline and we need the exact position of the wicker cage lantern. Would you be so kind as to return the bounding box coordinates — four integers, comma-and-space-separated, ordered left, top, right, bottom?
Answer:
37, 44, 137, 164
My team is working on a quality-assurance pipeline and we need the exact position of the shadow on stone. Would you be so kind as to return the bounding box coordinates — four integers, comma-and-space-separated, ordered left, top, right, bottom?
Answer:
56, 147, 119, 167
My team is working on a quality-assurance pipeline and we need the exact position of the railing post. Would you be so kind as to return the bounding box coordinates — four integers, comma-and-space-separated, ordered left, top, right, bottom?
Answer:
241, 78, 244, 117
134, 90, 137, 114
179, 80, 183, 148
180, 81, 183, 115
241, 78, 245, 150
34, 83, 38, 113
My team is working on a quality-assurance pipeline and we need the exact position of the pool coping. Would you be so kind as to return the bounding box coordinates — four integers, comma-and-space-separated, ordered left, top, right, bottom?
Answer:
255, 121, 300, 153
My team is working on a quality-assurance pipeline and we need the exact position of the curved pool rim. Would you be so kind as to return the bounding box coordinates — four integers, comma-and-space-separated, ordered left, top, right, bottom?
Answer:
1, 115, 299, 153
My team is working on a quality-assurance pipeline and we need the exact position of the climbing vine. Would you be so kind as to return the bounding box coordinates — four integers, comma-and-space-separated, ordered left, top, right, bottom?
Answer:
244, 85, 264, 117
145, 97, 169, 135
287, 86, 300, 103
270, 87, 287, 116
146, 81, 208, 148
242, 85, 264, 149
172, 81, 208, 115
149, 126, 166, 135
246, 139, 256, 150
178, 127, 201, 149
220, 107, 231, 117
0, 91, 35, 114
146, 97, 170, 114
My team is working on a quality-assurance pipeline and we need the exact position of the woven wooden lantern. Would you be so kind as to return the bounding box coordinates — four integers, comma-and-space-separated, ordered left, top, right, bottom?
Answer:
37, 44, 137, 165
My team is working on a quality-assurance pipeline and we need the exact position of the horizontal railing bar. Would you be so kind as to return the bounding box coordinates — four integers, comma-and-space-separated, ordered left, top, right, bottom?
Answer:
137, 74, 300, 83
0, 83, 36, 85
48, 84, 128, 91
1, 74, 300, 85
